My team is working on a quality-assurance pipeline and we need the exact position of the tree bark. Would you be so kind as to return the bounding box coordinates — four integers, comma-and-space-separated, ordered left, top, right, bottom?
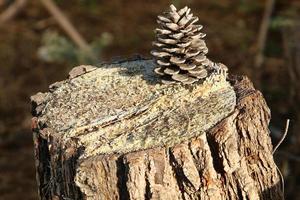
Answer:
31, 58, 283, 200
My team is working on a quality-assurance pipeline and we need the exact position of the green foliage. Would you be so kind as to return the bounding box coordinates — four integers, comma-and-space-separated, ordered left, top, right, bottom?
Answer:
265, 39, 283, 56
270, 16, 296, 29
38, 31, 113, 65
78, 0, 98, 7
90, 32, 113, 52
237, 0, 261, 14
77, 0, 99, 14
38, 31, 77, 63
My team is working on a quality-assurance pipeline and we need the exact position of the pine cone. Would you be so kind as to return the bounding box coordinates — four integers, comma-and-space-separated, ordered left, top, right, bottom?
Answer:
151, 4, 213, 84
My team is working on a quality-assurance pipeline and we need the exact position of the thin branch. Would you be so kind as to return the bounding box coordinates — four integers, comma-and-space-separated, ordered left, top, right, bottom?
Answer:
272, 119, 289, 199
0, 0, 28, 24
40, 0, 90, 50
273, 119, 290, 154
254, 0, 276, 68
275, 162, 285, 198
0, 0, 6, 7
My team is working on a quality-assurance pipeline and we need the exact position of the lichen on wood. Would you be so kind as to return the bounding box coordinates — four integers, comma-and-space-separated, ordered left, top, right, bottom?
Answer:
33, 59, 235, 157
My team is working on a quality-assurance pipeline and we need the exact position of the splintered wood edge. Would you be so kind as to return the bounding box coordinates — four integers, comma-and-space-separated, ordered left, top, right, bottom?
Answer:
31, 59, 236, 158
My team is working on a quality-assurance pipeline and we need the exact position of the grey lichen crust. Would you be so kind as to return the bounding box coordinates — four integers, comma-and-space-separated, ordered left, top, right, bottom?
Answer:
34, 59, 236, 158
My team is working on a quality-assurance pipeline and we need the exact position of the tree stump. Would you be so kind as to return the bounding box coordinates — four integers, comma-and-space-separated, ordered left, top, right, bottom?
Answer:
31, 58, 283, 200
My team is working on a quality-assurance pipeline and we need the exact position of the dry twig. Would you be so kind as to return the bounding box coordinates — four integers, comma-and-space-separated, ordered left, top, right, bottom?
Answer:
0, 0, 6, 7
273, 119, 290, 154
254, 0, 276, 68
273, 119, 290, 200
0, 0, 27, 24
40, 0, 90, 51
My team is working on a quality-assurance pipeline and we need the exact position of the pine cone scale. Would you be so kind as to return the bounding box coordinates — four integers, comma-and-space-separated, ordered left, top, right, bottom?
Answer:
157, 37, 177, 45
193, 54, 206, 62
150, 50, 171, 58
177, 6, 188, 16
185, 49, 200, 57
176, 41, 191, 48
180, 26, 193, 33
157, 15, 172, 23
154, 67, 165, 75
157, 59, 170, 66
172, 74, 189, 82
155, 29, 172, 35
164, 23, 180, 31
162, 47, 182, 53
178, 63, 196, 70
169, 32, 184, 39
170, 56, 186, 64
164, 67, 180, 75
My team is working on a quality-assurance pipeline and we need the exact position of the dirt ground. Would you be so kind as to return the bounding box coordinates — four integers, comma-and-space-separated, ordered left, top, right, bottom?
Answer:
0, 0, 300, 199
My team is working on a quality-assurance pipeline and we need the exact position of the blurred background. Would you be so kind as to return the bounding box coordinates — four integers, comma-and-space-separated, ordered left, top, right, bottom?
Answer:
0, 0, 299, 199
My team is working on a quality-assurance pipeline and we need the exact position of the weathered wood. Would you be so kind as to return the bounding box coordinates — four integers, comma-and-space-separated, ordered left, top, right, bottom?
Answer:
31, 58, 282, 200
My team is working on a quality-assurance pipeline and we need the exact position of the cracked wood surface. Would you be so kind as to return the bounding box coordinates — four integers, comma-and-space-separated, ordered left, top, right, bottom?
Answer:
31, 59, 282, 199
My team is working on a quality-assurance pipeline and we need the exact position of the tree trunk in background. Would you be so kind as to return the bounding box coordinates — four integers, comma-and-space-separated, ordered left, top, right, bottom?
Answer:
282, 23, 300, 140
31, 59, 283, 200
281, 22, 300, 198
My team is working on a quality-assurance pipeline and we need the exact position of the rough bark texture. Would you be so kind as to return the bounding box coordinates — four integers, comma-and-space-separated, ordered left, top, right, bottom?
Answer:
31, 58, 282, 200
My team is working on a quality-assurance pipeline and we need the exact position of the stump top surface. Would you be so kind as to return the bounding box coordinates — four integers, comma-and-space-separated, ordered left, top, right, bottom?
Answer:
32, 59, 236, 157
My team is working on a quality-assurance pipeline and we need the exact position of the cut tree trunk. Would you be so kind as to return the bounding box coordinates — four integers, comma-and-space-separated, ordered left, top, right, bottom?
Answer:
31, 58, 283, 200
